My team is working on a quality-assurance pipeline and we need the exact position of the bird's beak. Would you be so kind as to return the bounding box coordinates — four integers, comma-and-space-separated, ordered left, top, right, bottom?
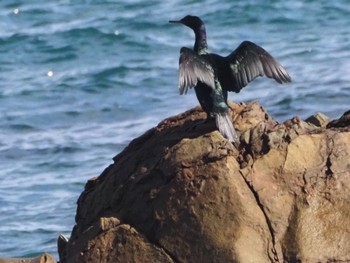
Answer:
169, 20, 181, 24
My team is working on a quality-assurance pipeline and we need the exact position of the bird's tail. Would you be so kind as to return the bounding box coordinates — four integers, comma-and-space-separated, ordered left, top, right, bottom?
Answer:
215, 112, 239, 144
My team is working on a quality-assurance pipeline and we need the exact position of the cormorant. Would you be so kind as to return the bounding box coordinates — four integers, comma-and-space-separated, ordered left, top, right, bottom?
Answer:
169, 15, 291, 144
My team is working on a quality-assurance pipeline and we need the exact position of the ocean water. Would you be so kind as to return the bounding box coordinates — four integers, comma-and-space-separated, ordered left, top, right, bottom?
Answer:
0, 0, 349, 258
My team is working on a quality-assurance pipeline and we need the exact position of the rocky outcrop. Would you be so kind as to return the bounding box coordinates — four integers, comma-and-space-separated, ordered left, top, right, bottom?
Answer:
0, 253, 57, 263
61, 101, 350, 263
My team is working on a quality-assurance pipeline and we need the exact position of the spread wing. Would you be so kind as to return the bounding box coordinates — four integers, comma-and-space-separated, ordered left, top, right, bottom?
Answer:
178, 47, 215, 95
216, 41, 291, 93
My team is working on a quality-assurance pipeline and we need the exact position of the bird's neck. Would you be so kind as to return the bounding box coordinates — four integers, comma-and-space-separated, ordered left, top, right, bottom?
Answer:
194, 24, 209, 55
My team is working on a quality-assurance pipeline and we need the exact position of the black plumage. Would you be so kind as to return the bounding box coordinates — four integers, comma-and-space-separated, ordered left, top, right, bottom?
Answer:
169, 15, 291, 144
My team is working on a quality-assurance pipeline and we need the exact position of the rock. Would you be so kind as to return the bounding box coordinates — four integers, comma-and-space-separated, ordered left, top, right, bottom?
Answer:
0, 253, 57, 263
327, 109, 350, 128
305, 112, 330, 127
63, 101, 350, 263
66, 217, 173, 263
57, 234, 69, 262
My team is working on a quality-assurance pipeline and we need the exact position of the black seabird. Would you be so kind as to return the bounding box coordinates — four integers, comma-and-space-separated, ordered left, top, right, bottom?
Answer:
169, 15, 291, 144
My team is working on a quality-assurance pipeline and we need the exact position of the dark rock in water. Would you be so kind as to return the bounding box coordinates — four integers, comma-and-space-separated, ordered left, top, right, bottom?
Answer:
57, 234, 69, 263
62, 101, 350, 263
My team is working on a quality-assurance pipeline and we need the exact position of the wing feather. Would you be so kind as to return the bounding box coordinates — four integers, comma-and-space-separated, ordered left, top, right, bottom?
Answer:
220, 41, 291, 92
178, 47, 215, 95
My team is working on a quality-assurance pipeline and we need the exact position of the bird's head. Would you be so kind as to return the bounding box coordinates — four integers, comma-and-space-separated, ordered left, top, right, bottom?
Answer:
169, 15, 204, 31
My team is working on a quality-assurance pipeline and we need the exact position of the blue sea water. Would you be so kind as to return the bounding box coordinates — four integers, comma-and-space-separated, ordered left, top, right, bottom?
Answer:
0, 0, 349, 258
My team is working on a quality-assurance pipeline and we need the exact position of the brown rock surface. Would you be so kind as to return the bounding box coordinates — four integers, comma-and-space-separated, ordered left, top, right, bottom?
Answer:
0, 253, 57, 263
62, 101, 350, 263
